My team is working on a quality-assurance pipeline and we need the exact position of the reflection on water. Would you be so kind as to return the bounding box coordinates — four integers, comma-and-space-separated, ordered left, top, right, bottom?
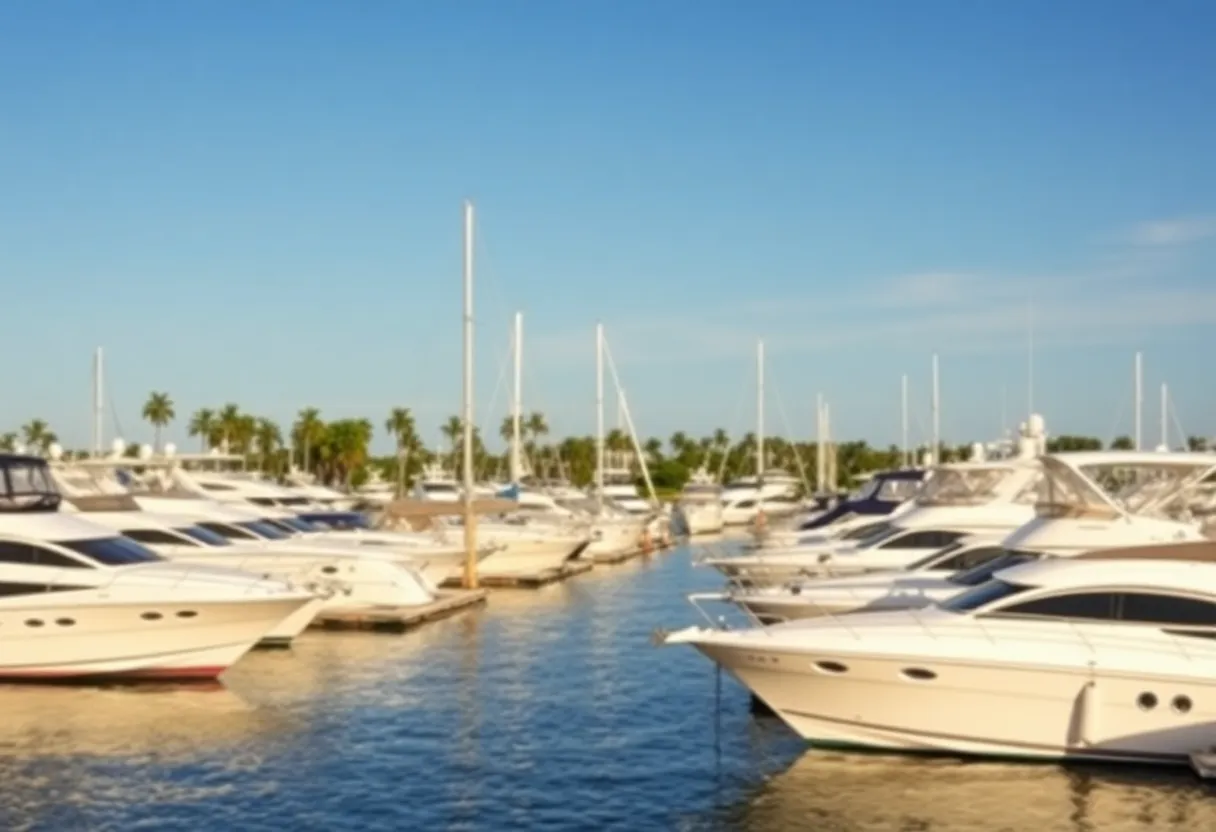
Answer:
716, 750, 1215, 832
0, 545, 1213, 830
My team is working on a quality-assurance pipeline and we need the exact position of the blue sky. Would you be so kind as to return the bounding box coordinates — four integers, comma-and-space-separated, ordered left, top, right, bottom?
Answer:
3, 1, 1216, 453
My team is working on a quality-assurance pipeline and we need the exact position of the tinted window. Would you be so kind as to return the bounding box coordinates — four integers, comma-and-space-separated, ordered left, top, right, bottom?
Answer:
735, 500, 756, 509
0, 541, 88, 568
942, 579, 1031, 612
175, 526, 234, 547
199, 522, 260, 541
300, 512, 370, 530
905, 541, 965, 570
935, 546, 1007, 572
949, 553, 1041, 587
123, 528, 195, 546
273, 516, 321, 534
248, 497, 276, 507
0, 581, 92, 596
57, 537, 164, 565
994, 592, 1118, 621
879, 530, 963, 550
1120, 593, 1216, 626
237, 520, 290, 540
840, 521, 888, 541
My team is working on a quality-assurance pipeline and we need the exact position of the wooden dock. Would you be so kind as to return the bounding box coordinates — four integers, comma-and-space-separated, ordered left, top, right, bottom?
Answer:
444, 559, 595, 589
313, 589, 489, 633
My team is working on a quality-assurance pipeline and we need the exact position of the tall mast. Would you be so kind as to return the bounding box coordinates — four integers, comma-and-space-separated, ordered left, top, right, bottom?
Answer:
900, 374, 909, 468
1133, 351, 1143, 451
756, 339, 765, 479
461, 200, 478, 589
931, 353, 940, 465
92, 346, 104, 457
510, 311, 523, 482
1160, 382, 1168, 450
815, 392, 825, 493
595, 321, 605, 510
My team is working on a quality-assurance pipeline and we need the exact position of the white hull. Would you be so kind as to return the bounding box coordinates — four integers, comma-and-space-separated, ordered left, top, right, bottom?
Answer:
585, 522, 642, 557
692, 640, 1213, 765
679, 502, 725, 535
478, 538, 586, 577
261, 596, 327, 645
0, 595, 306, 680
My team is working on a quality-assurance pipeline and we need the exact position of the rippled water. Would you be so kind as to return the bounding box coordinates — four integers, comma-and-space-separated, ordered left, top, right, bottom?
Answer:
0, 543, 1212, 830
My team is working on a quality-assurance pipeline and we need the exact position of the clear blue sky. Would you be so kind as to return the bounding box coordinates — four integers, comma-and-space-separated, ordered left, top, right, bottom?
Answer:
3, 1, 1216, 453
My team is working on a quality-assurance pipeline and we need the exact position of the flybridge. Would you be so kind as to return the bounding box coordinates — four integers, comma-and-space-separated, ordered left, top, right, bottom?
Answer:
0, 454, 62, 513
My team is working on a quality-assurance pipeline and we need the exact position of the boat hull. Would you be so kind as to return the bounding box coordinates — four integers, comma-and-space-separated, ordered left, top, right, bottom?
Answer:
693, 639, 1213, 765
478, 538, 587, 577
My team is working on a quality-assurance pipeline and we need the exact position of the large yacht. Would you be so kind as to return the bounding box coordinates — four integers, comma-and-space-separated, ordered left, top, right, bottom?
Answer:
665, 540, 1216, 766
702, 454, 1044, 587
720, 469, 804, 527
0, 454, 314, 680
675, 468, 725, 536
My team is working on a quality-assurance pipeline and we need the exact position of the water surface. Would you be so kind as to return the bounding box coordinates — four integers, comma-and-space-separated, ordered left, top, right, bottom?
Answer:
0, 543, 1211, 830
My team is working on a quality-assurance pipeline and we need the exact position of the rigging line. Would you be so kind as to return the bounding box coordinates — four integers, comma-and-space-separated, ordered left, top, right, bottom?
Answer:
716, 370, 751, 482
1167, 389, 1189, 448
1105, 389, 1129, 449
769, 381, 812, 493
479, 326, 513, 440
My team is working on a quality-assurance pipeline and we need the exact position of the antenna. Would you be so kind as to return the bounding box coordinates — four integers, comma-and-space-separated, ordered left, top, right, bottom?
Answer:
460, 199, 478, 590
92, 347, 104, 457
1161, 382, 1168, 450
1133, 351, 1143, 451
511, 311, 523, 482
815, 392, 825, 493
1027, 297, 1034, 418
931, 353, 940, 466
900, 374, 909, 468
595, 322, 605, 509
756, 339, 765, 479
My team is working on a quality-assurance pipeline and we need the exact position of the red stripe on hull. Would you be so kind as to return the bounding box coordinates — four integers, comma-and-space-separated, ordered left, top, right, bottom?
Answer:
0, 665, 229, 684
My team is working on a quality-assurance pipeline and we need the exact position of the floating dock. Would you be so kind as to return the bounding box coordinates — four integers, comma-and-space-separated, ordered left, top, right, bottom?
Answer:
314, 589, 489, 632
442, 559, 595, 589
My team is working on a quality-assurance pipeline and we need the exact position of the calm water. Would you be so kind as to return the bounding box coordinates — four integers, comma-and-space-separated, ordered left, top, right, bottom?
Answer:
0, 543, 1213, 831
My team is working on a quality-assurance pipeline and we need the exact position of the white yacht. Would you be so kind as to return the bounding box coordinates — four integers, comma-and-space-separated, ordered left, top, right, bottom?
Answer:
717, 534, 1018, 624
676, 468, 725, 536
0, 454, 314, 680
665, 541, 1216, 766
703, 432, 1047, 587
720, 468, 804, 527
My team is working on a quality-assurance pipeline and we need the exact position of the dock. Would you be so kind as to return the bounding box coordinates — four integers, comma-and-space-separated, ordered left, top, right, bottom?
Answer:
314, 589, 489, 633
443, 559, 595, 589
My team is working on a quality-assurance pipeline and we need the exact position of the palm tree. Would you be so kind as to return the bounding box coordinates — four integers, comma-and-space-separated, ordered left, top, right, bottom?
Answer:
0, 432, 16, 452
142, 391, 176, 451
385, 407, 418, 496
188, 408, 216, 452
217, 403, 242, 452
441, 415, 463, 468
255, 418, 282, 472
21, 419, 56, 453
293, 407, 325, 473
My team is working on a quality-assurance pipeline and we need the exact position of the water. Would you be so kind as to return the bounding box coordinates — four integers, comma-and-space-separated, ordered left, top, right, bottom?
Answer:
0, 544, 1212, 830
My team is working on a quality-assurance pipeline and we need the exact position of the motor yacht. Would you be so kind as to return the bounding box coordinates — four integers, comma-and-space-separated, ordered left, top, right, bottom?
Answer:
665, 540, 1216, 766
721, 469, 804, 527
0, 454, 314, 680
676, 468, 725, 536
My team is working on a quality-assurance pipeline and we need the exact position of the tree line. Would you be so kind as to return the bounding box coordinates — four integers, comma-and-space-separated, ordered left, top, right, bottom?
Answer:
2, 393, 1211, 493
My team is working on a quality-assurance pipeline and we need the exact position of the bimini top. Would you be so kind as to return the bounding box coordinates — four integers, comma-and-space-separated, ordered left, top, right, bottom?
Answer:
0, 454, 61, 512
798, 468, 926, 531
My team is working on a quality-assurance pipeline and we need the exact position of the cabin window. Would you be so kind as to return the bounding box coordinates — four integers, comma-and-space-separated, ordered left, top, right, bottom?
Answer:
934, 546, 1008, 572
839, 520, 887, 541
734, 500, 756, 510
0, 542, 88, 568
57, 537, 164, 565
237, 520, 291, 540
0, 581, 92, 596
990, 592, 1119, 621
123, 528, 195, 547
200, 483, 236, 491
878, 530, 964, 550
198, 522, 260, 541
941, 579, 1031, 612
175, 526, 234, 547
1119, 593, 1216, 626
948, 552, 1041, 587
248, 497, 276, 507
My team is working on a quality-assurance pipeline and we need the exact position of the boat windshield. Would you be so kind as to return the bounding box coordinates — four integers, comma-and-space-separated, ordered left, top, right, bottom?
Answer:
853, 523, 903, 549
57, 536, 165, 565
1042, 459, 1216, 523
275, 516, 323, 533
876, 477, 922, 502
299, 511, 371, 530
916, 466, 1015, 507
174, 526, 234, 547
237, 520, 291, 540
904, 541, 966, 571
941, 579, 1032, 613
198, 522, 260, 541
947, 552, 1041, 587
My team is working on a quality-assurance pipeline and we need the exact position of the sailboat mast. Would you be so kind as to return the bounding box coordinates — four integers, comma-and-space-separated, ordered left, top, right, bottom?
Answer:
756, 340, 765, 479
931, 353, 940, 466
595, 322, 605, 510
1160, 382, 1168, 450
92, 346, 104, 457
461, 200, 478, 589
900, 374, 909, 468
511, 311, 523, 482
1134, 351, 1143, 451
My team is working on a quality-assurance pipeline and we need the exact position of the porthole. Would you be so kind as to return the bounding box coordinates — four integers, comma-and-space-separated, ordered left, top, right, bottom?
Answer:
1137, 692, 1158, 711
55, 618, 75, 627
321, 566, 338, 575
176, 610, 198, 619
1173, 695, 1193, 714
901, 667, 937, 682
141, 612, 163, 621
813, 660, 849, 675
24, 619, 43, 628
